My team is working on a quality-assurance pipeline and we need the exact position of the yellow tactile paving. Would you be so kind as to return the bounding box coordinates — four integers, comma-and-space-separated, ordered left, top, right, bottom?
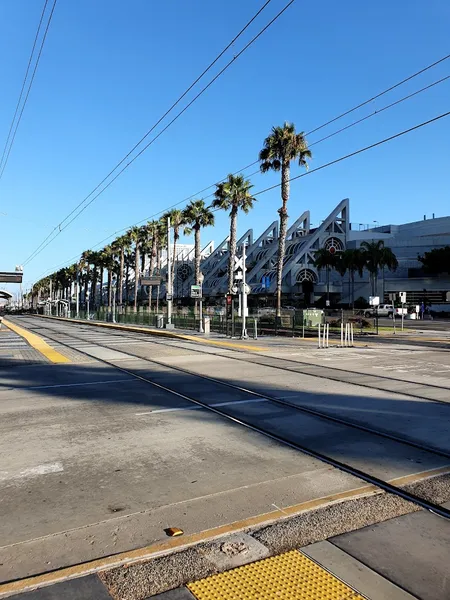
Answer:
3, 319, 71, 364
188, 550, 365, 600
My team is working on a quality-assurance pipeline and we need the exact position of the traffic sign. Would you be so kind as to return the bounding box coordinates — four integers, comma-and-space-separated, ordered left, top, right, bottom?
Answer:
166, 293, 173, 301
369, 296, 380, 306
141, 276, 162, 286
399, 292, 406, 303
234, 272, 243, 280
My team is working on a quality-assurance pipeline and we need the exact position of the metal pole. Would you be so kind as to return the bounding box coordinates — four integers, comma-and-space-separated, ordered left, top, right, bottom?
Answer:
112, 279, 116, 323
326, 323, 329, 348
351, 323, 354, 346
318, 323, 321, 348
76, 272, 80, 319
167, 217, 172, 326
402, 302, 404, 331
341, 322, 344, 347
241, 245, 248, 339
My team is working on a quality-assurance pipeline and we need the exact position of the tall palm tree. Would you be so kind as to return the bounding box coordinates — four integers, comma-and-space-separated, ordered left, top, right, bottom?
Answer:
128, 226, 143, 311
259, 122, 311, 319
112, 234, 132, 305
163, 209, 186, 285
80, 250, 94, 304
313, 248, 338, 304
212, 174, 255, 294
146, 220, 159, 309
183, 200, 215, 285
360, 240, 398, 296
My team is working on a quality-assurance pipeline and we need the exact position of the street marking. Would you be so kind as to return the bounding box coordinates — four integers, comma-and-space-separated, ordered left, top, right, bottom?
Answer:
3, 319, 71, 364
136, 397, 267, 416
23, 378, 135, 390
0, 462, 63, 483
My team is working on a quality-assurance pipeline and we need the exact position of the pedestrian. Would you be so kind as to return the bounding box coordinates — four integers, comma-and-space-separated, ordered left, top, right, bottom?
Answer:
420, 301, 425, 320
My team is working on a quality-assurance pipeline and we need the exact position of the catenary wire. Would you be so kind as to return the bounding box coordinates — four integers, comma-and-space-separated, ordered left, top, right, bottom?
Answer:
22, 0, 286, 265
35, 109, 450, 281
0, 0, 57, 181
0, 0, 49, 173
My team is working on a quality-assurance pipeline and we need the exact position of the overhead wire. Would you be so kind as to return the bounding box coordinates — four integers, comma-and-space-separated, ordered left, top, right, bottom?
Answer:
24, 44, 449, 266
22, 0, 283, 265
57, 70, 450, 251
36, 108, 450, 281
0, 0, 57, 180
0, 0, 49, 173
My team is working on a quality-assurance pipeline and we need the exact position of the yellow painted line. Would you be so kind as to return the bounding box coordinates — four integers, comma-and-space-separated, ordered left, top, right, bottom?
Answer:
1, 465, 448, 598
188, 549, 365, 599
34, 314, 267, 352
3, 319, 71, 364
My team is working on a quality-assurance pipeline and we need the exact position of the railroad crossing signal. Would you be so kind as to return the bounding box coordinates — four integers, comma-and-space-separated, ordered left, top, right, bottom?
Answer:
233, 256, 244, 271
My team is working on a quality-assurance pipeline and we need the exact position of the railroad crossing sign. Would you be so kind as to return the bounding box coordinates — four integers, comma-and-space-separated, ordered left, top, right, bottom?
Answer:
233, 256, 244, 271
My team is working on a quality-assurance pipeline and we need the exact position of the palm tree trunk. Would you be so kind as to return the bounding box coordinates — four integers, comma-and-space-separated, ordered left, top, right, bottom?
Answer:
228, 207, 238, 294
172, 232, 178, 285
107, 270, 111, 309
125, 262, 130, 305
99, 268, 104, 306
194, 225, 201, 284
326, 266, 330, 303
119, 248, 124, 305
148, 235, 157, 310
91, 269, 98, 309
84, 266, 90, 304
276, 161, 290, 319
134, 243, 140, 311
141, 250, 146, 275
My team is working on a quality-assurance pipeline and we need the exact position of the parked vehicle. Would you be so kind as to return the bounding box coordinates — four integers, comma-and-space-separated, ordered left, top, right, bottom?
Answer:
364, 304, 394, 318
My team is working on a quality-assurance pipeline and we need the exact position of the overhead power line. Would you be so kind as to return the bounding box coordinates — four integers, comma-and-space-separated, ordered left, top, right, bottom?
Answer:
23, 0, 286, 265
0, 0, 57, 180
24, 51, 450, 270
37, 109, 450, 281
75, 70, 450, 244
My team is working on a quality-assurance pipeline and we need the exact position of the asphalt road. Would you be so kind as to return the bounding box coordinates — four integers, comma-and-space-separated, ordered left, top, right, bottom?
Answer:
2, 316, 450, 598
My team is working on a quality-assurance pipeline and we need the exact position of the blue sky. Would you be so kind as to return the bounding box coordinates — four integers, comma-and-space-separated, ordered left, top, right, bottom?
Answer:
1, 0, 449, 294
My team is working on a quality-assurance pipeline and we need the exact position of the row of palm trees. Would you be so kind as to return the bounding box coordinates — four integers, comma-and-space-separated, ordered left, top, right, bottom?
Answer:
33, 122, 397, 313
32, 199, 217, 310
313, 240, 398, 306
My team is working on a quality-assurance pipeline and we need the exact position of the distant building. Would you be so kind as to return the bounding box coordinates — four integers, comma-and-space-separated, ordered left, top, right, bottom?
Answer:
161, 198, 450, 310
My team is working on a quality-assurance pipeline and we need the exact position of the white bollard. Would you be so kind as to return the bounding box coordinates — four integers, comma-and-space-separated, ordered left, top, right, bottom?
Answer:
340, 322, 344, 347
326, 323, 329, 348
350, 322, 354, 346
318, 323, 322, 348
345, 323, 349, 347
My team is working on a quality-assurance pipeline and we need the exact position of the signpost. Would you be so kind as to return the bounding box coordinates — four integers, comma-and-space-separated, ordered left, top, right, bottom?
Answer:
399, 292, 406, 330
369, 296, 380, 334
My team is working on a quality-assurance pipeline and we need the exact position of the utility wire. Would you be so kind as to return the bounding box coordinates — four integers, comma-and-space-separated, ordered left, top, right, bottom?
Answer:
23, 0, 281, 264
25, 45, 449, 267
36, 109, 450, 280
0, 0, 57, 180
73, 71, 450, 244
0, 0, 49, 173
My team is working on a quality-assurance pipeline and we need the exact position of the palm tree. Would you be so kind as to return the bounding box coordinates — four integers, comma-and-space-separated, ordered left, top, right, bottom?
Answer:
313, 248, 338, 304
336, 249, 365, 308
259, 122, 311, 319
212, 174, 255, 294
112, 234, 132, 305
146, 220, 159, 309
128, 226, 143, 311
360, 240, 398, 296
163, 209, 186, 285
183, 200, 215, 285
80, 250, 95, 304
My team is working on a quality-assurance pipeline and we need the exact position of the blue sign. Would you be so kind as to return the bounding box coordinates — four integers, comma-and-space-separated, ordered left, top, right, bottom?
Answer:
261, 275, 271, 290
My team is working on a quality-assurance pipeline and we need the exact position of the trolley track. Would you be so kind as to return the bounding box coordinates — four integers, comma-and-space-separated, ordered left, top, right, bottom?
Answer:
14, 316, 450, 520
33, 317, 450, 405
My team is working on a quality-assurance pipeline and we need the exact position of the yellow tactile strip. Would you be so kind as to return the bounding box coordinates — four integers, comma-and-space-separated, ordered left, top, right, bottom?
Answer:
188, 550, 365, 600
3, 319, 71, 364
